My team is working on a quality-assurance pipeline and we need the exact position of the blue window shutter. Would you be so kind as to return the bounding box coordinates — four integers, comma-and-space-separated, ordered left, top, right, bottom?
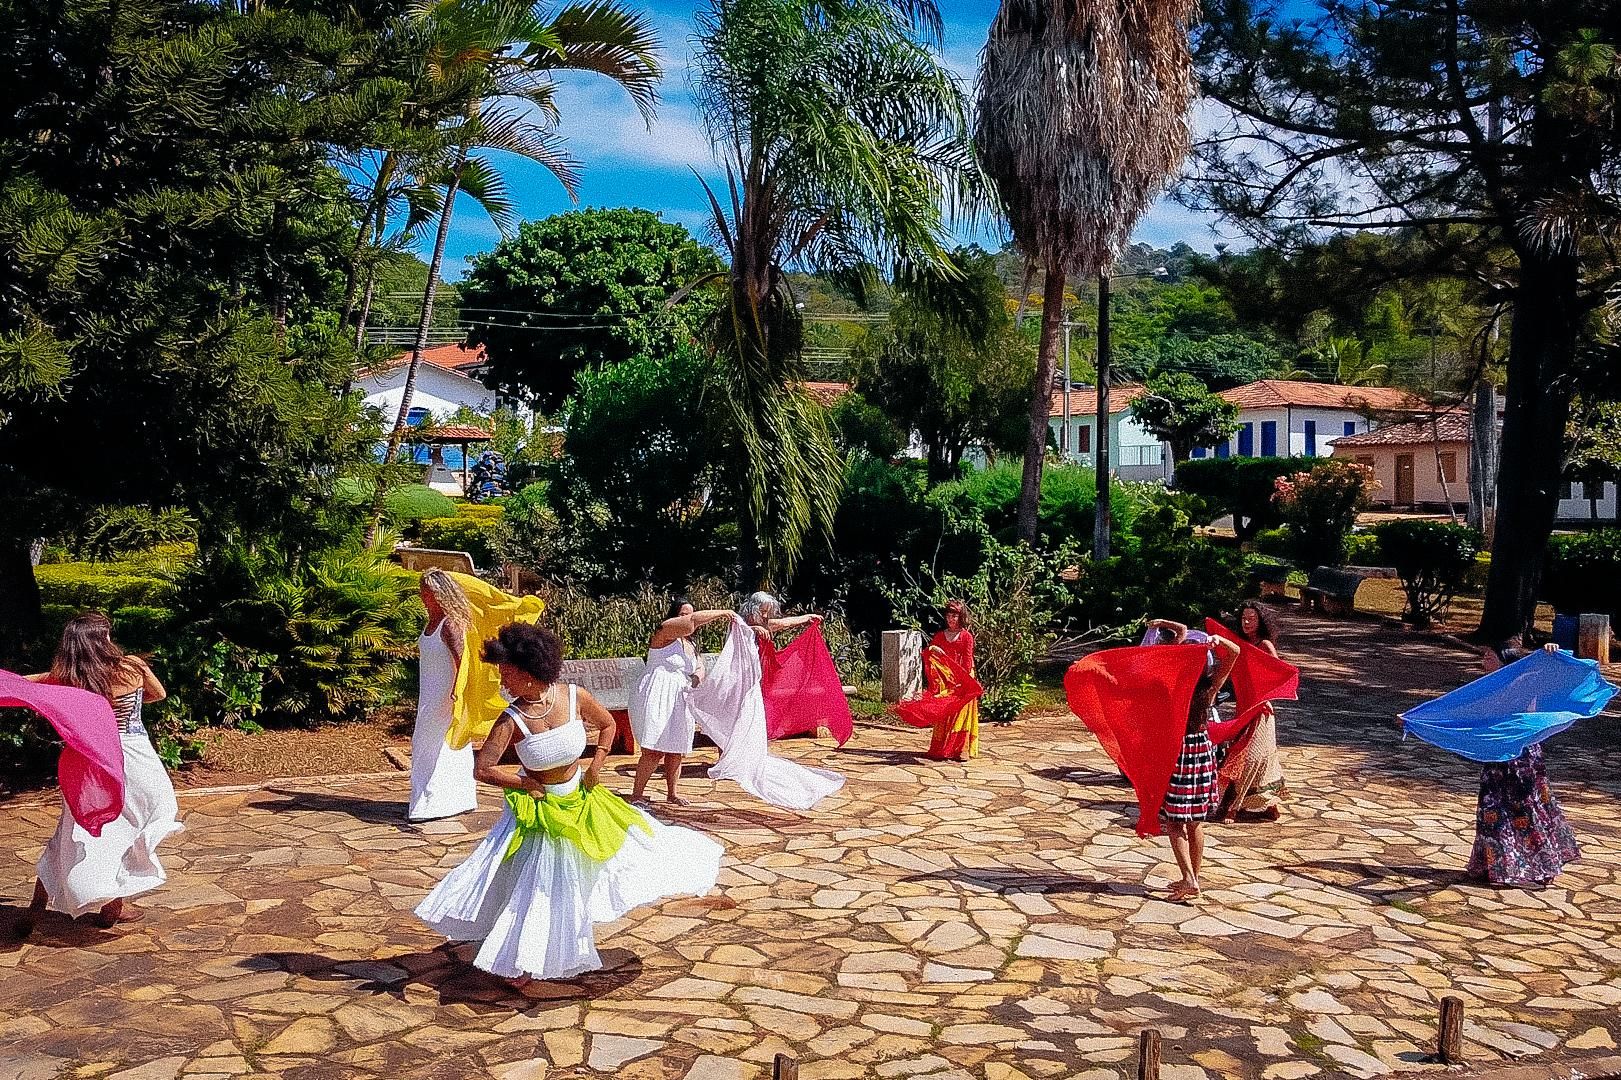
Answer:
1344, 421, 1357, 437
1237, 423, 1253, 456
1260, 421, 1277, 457
1215, 441, 1230, 459
1191, 446, 1207, 459
1304, 419, 1318, 455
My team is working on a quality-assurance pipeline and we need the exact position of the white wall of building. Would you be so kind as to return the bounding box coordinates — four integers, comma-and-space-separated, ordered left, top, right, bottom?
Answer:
1194, 405, 1375, 460
1557, 481, 1619, 522
1049, 412, 1172, 482
356, 364, 501, 422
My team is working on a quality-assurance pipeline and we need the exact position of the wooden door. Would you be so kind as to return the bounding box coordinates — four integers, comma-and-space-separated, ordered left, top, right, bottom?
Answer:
1395, 453, 1415, 505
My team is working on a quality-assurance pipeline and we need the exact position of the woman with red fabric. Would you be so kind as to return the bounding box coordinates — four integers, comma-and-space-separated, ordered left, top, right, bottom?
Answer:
898, 600, 982, 762
1215, 602, 1287, 821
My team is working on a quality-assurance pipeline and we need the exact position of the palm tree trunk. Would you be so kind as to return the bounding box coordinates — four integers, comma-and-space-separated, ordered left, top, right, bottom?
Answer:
367, 147, 466, 543
1016, 267, 1065, 544
352, 200, 391, 355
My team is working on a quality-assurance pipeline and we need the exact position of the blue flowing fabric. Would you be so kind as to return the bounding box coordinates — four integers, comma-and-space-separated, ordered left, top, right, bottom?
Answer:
1400, 650, 1616, 763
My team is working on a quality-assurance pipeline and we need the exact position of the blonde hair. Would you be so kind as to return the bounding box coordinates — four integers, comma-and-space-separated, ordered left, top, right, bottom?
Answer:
422, 570, 473, 640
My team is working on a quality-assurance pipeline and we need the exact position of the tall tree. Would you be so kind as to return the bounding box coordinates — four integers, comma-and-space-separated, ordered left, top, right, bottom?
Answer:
1189, 0, 1621, 640
1128, 372, 1240, 464
374, 0, 662, 521
853, 247, 1035, 483
976, 0, 1199, 548
463, 208, 724, 411
690, 0, 972, 587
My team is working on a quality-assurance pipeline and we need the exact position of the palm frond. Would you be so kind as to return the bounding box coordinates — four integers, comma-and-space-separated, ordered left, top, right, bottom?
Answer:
456, 155, 517, 236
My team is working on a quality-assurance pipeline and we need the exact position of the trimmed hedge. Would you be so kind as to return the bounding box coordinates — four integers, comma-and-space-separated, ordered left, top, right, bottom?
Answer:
1374, 519, 1484, 626
1543, 529, 1621, 619
1174, 456, 1303, 542
34, 561, 176, 610
417, 513, 500, 566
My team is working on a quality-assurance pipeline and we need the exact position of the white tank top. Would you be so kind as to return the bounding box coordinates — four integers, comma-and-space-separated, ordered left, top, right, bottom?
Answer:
509, 684, 587, 773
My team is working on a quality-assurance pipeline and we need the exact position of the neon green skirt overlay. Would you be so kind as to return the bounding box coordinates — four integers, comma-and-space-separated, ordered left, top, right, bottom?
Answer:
501, 785, 653, 864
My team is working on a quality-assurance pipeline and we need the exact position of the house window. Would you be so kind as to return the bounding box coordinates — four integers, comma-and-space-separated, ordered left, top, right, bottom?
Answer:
1304, 419, 1318, 455
1437, 452, 1458, 483
1237, 423, 1254, 457
1260, 421, 1277, 457
1191, 446, 1207, 459
406, 406, 431, 427
1075, 425, 1091, 454
1344, 421, 1358, 437
1215, 440, 1230, 459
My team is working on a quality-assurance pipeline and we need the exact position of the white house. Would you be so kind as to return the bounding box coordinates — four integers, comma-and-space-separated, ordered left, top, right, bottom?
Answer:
1049, 384, 1173, 482
355, 343, 501, 423
1190, 380, 1426, 460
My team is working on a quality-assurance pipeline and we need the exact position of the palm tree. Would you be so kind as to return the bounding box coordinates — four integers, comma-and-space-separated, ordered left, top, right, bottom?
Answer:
975, 0, 1198, 549
689, 0, 973, 586
372, 0, 661, 531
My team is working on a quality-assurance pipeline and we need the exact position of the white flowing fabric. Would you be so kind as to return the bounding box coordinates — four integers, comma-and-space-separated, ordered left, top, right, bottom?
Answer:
409, 631, 478, 821
688, 617, 844, 811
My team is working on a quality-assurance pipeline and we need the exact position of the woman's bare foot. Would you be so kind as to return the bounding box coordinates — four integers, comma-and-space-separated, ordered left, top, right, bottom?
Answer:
665, 794, 689, 807
1166, 881, 1200, 904
87, 900, 141, 928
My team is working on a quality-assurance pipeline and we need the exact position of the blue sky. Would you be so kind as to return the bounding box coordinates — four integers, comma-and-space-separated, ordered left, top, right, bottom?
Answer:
425, 1, 1250, 277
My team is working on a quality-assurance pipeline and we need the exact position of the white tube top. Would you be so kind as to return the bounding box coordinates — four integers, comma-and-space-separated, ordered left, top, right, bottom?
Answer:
509, 684, 587, 773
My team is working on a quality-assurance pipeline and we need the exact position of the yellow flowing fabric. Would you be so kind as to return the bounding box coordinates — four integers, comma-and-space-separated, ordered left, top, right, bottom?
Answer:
443, 572, 545, 749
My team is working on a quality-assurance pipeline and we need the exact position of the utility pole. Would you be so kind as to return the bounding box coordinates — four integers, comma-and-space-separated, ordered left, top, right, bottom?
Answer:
1061, 322, 1072, 459
1094, 271, 1112, 560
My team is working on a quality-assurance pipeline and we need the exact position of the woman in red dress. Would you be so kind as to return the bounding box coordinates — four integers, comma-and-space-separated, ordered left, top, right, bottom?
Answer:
898, 599, 982, 761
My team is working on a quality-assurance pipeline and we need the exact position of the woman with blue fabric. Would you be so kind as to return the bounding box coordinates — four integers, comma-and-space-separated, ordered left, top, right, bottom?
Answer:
1468, 641, 1580, 887
416, 623, 723, 989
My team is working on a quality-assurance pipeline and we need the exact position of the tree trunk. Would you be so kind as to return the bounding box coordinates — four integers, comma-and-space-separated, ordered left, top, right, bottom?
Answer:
0, 536, 43, 666
1017, 267, 1065, 544
1467, 379, 1496, 535
1479, 249, 1581, 643
368, 148, 465, 543
1093, 271, 1112, 561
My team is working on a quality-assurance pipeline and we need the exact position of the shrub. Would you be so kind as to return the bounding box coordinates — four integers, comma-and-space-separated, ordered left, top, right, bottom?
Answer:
928, 459, 1147, 553
74, 506, 198, 560
1272, 459, 1377, 567
1543, 529, 1621, 619
34, 561, 177, 610
1343, 531, 1382, 566
1173, 456, 1301, 542
1253, 527, 1290, 558
1374, 519, 1485, 626
385, 484, 458, 525
493, 482, 563, 575
417, 513, 500, 567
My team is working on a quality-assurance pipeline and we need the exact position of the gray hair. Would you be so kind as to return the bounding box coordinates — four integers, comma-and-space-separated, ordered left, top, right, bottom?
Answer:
740, 591, 781, 625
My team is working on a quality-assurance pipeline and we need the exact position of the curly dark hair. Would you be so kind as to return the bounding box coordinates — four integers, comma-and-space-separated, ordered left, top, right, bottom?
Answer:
481, 623, 564, 684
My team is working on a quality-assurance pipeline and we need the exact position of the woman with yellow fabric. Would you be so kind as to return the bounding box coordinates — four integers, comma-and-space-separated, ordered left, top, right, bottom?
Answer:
416, 623, 722, 987
409, 571, 546, 822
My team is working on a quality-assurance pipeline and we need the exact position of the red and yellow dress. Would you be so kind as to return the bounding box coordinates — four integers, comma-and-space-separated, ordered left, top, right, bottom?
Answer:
897, 631, 982, 761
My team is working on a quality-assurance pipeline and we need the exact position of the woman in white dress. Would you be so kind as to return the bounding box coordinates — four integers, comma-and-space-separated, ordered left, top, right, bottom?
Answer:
18, 613, 182, 936
628, 598, 735, 804
409, 570, 479, 821
416, 623, 722, 986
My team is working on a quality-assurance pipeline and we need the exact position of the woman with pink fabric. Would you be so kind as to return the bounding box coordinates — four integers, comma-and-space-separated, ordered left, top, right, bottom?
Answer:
17, 614, 182, 937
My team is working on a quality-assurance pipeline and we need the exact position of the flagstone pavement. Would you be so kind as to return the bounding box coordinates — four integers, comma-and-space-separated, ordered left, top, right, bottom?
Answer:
2, 613, 1619, 1080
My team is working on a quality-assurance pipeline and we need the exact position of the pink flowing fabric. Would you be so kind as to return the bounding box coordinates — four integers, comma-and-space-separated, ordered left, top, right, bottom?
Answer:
1064, 645, 1210, 837
759, 626, 854, 745
0, 668, 124, 835
1202, 618, 1299, 744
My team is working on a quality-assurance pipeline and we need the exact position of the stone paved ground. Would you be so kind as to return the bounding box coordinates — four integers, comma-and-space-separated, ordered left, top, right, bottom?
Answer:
2, 613, 1619, 1080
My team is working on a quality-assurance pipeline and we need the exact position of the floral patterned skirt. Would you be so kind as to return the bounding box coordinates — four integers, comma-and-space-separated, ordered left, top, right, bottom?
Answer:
1466, 745, 1579, 887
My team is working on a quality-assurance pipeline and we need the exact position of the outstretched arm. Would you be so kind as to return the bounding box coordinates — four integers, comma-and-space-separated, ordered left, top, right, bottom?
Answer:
1146, 618, 1189, 643
651, 610, 734, 648
766, 613, 822, 634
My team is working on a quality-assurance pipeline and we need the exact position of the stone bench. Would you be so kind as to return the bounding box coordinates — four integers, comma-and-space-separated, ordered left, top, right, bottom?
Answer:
557, 654, 719, 754
1300, 565, 1396, 617
395, 547, 479, 576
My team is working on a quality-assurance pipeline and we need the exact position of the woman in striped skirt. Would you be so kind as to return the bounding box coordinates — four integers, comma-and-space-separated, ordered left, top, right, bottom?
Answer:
1163, 635, 1240, 903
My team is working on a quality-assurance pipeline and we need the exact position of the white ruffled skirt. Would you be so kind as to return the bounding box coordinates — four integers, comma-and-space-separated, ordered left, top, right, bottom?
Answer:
37, 730, 183, 917
415, 775, 723, 980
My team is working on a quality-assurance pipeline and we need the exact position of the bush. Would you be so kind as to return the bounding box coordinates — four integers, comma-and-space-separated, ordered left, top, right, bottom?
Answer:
1253, 527, 1290, 558
1272, 459, 1377, 567
1543, 529, 1621, 619
1173, 456, 1301, 542
1374, 519, 1485, 626
74, 506, 198, 560
1343, 531, 1382, 566
34, 561, 177, 610
928, 459, 1147, 553
493, 482, 563, 575
385, 484, 458, 525
417, 513, 500, 567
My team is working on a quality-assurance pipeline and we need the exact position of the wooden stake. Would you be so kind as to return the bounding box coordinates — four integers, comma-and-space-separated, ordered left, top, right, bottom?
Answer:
1137, 1028, 1162, 1080
773, 1054, 799, 1080
1438, 996, 1464, 1063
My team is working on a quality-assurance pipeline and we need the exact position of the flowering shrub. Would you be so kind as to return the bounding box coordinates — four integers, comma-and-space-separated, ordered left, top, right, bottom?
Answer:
1272, 460, 1378, 568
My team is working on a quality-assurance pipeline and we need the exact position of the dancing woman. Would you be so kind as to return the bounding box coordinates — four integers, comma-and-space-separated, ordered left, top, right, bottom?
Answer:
741, 592, 820, 676
629, 598, 735, 804
1164, 635, 1241, 902
897, 599, 982, 761
1216, 602, 1288, 821
20, 614, 183, 935
410, 571, 479, 821
416, 623, 722, 986
1468, 640, 1580, 887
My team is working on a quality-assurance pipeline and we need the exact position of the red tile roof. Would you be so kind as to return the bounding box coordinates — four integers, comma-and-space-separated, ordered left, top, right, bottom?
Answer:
1332, 410, 1471, 448
360, 343, 487, 380
1049, 384, 1148, 418
1221, 380, 1425, 412
804, 381, 851, 406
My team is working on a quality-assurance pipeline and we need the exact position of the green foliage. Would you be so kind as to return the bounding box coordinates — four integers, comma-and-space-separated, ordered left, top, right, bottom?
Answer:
1173, 456, 1303, 542
385, 485, 459, 526
1374, 520, 1485, 625
1272, 460, 1378, 568
1253, 527, 1290, 558
853, 246, 1035, 482
465, 209, 725, 411
492, 483, 563, 577
828, 394, 907, 460
1543, 530, 1621, 620
365, 251, 462, 330
72, 507, 198, 562
1126, 333, 1285, 389
416, 514, 500, 566
1343, 531, 1383, 566
172, 539, 421, 726
1129, 372, 1241, 463
927, 460, 1146, 554
147, 636, 271, 768
34, 562, 177, 611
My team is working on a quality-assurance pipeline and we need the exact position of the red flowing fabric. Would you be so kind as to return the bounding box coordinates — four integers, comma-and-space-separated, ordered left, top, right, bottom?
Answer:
1064, 645, 1209, 836
896, 632, 983, 730
0, 668, 124, 835
1202, 618, 1299, 744
759, 625, 854, 745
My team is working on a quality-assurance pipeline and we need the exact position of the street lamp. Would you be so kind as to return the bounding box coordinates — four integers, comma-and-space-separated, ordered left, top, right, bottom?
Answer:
1093, 265, 1168, 561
